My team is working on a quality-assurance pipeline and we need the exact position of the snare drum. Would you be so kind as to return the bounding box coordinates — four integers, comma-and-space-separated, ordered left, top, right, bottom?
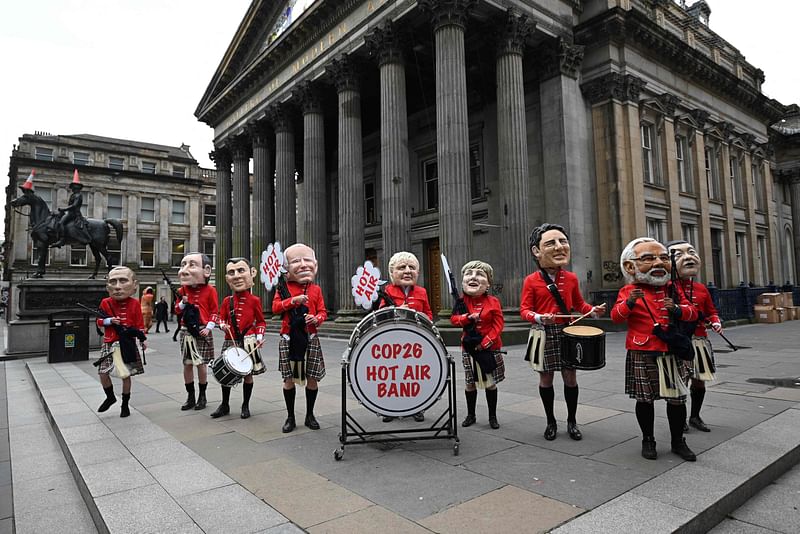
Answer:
211, 347, 253, 387
561, 325, 606, 370
345, 307, 449, 418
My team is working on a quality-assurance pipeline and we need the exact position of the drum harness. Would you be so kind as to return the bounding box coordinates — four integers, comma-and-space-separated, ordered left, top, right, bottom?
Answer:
77, 302, 146, 367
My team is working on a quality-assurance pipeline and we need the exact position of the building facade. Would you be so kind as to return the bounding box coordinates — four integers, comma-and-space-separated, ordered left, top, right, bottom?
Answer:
195, 0, 798, 319
4, 133, 218, 304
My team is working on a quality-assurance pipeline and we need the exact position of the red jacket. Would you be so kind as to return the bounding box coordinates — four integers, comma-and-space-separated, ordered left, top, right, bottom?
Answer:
450, 294, 504, 350
611, 282, 699, 351
97, 297, 145, 344
381, 284, 433, 320
220, 290, 266, 340
175, 284, 220, 327
272, 281, 327, 335
520, 269, 593, 324
674, 279, 720, 338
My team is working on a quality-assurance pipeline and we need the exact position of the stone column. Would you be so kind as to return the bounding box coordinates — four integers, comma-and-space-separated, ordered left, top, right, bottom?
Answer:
295, 82, 329, 300
125, 194, 139, 268
250, 122, 274, 307
688, 109, 714, 282
329, 55, 365, 320
269, 104, 296, 247
159, 197, 170, 266
496, 10, 533, 308
421, 0, 475, 308
231, 137, 251, 260
655, 93, 682, 241
790, 173, 800, 283
717, 128, 740, 286
211, 147, 232, 295
366, 21, 411, 258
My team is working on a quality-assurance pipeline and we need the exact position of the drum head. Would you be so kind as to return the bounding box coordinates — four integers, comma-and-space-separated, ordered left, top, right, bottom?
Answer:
563, 325, 604, 337
347, 311, 448, 417
224, 347, 253, 375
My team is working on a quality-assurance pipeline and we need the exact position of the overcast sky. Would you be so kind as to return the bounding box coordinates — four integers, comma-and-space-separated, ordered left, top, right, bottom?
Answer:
0, 0, 797, 179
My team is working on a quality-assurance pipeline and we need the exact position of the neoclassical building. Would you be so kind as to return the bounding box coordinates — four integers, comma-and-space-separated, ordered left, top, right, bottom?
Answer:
4, 133, 218, 302
195, 0, 798, 319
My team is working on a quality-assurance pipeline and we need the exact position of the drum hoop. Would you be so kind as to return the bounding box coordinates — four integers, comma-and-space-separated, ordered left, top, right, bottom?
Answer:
222, 347, 253, 374
347, 320, 448, 416
562, 325, 605, 337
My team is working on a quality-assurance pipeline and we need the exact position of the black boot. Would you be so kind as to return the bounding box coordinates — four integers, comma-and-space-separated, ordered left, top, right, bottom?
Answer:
641, 436, 657, 460
120, 393, 131, 418
462, 389, 477, 427
211, 387, 231, 418
305, 388, 320, 430
98, 386, 116, 412
485, 388, 499, 429
667, 403, 696, 461
181, 382, 195, 411
241, 382, 253, 419
282, 387, 296, 433
194, 382, 207, 410
689, 388, 710, 432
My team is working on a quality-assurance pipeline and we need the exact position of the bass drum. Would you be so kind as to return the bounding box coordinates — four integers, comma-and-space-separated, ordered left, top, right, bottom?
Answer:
561, 325, 606, 370
346, 307, 449, 418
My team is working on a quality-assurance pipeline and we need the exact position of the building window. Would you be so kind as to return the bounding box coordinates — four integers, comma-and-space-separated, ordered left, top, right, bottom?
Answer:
423, 158, 438, 210
73, 151, 91, 166
107, 233, 121, 265
364, 180, 376, 224
676, 136, 693, 193
705, 146, 721, 200
710, 229, 724, 286
79, 192, 90, 218
69, 245, 88, 266
109, 156, 125, 170
752, 162, 766, 211
641, 123, 660, 185
171, 240, 186, 267
140, 238, 155, 268
107, 193, 123, 219
171, 200, 186, 224
757, 235, 769, 286
37, 187, 54, 211
646, 217, 666, 243
681, 223, 697, 246
141, 197, 156, 222
730, 155, 744, 206
172, 166, 186, 178
735, 232, 748, 284
470, 143, 484, 200
34, 147, 53, 161
141, 161, 157, 174
30, 240, 50, 266
203, 240, 215, 270
203, 204, 216, 227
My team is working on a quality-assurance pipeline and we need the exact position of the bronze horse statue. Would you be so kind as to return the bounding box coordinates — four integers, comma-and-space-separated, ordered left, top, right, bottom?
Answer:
10, 190, 123, 279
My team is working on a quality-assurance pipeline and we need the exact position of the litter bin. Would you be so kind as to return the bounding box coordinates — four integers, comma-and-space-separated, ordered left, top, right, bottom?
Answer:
48, 314, 90, 363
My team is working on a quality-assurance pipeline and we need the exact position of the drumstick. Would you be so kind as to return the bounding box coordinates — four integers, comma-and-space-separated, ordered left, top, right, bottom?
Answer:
568, 308, 595, 326
552, 314, 582, 319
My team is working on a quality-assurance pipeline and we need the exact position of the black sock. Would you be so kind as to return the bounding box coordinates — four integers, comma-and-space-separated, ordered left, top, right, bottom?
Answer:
98, 386, 116, 412
242, 382, 253, 407
306, 388, 318, 417
635, 401, 655, 438
220, 386, 231, 407
539, 386, 556, 425
465, 389, 478, 416
485, 388, 498, 419
283, 387, 296, 419
666, 402, 687, 445
564, 384, 579, 424
690, 388, 705, 419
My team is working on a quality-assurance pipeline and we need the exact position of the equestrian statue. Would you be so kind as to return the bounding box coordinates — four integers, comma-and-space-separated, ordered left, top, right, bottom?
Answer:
10, 170, 123, 279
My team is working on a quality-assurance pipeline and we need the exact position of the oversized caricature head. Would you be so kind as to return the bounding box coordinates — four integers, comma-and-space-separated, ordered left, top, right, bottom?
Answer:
461, 260, 493, 297
225, 257, 256, 292
529, 223, 571, 269
284, 243, 318, 284
178, 252, 212, 287
620, 237, 671, 287
106, 266, 137, 301
666, 240, 701, 280
388, 251, 420, 288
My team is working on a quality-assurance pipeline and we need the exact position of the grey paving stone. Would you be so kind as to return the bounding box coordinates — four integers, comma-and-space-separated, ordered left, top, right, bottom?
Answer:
59, 421, 115, 445
257, 523, 305, 534
633, 463, 747, 513
15, 501, 97, 534
774, 464, 800, 489
9, 449, 70, 482
81, 456, 155, 497
106, 419, 173, 446
52, 409, 102, 428
185, 429, 282, 471
12, 472, 84, 515
94, 483, 197, 534
0, 518, 10, 534
729, 483, 800, 533
709, 518, 782, 533
399, 423, 517, 466
0, 431, 7, 463
700, 440, 786, 478
588, 437, 688, 477
128, 437, 201, 468
463, 444, 650, 509
148, 456, 234, 497
178, 484, 287, 532
731, 407, 800, 449
326, 449, 503, 520
70, 436, 131, 468
551, 492, 695, 533
0, 484, 11, 520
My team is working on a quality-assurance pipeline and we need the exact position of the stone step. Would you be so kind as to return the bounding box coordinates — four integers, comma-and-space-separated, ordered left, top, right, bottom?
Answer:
25, 361, 300, 534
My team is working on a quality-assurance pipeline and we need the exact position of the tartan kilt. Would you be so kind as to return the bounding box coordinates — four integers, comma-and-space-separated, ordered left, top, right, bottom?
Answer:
180, 330, 215, 365
97, 342, 144, 376
278, 335, 325, 382
625, 350, 687, 403
462, 350, 505, 386
220, 339, 266, 376
541, 324, 566, 372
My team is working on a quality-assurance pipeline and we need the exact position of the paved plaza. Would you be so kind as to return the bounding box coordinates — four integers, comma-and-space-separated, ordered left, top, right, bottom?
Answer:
2, 319, 799, 533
